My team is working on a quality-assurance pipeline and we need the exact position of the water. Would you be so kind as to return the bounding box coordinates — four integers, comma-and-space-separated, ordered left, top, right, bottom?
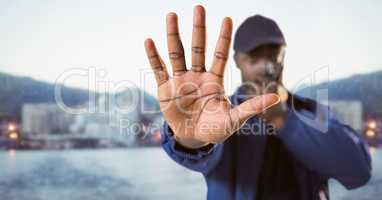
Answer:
0, 148, 205, 200
0, 148, 381, 200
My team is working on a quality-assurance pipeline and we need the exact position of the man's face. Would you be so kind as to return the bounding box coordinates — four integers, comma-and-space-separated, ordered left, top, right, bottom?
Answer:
235, 44, 284, 95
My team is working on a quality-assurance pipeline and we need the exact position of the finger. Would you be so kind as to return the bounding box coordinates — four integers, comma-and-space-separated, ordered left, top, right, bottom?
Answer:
228, 93, 280, 130
166, 12, 187, 75
191, 5, 206, 73
144, 38, 169, 86
210, 17, 232, 78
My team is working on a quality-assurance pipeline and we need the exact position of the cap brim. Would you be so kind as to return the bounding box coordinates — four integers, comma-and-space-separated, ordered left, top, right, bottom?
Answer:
239, 37, 286, 53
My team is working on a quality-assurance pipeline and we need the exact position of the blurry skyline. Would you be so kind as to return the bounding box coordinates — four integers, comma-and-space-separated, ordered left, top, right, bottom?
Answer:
0, 0, 381, 95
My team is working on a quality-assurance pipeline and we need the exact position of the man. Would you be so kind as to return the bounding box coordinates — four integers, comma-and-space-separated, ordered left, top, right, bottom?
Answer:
144, 5, 371, 200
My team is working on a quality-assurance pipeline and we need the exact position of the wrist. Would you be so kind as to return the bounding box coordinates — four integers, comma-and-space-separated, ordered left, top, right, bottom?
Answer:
174, 135, 210, 149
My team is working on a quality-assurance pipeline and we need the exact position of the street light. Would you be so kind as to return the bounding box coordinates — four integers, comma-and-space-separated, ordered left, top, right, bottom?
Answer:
8, 123, 16, 131
368, 120, 377, 129
366, 130, 375, 138
8, 132, 19, 140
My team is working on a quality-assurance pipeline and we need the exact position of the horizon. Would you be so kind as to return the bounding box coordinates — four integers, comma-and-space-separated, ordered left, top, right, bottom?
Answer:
1, 67, 381, 94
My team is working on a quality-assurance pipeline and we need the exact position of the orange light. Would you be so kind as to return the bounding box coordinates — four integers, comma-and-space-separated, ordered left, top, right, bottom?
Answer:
368, 121, 377, 129
366, 130, 375, 138
8, 124, 16, 131
9, 132, 19, 140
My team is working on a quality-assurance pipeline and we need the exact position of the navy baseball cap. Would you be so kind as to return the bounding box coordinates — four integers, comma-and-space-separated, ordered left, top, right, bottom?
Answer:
234, 15, 286, 53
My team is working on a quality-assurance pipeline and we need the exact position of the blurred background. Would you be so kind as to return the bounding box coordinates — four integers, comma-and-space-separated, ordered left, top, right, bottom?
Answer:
0, 0, 381, 199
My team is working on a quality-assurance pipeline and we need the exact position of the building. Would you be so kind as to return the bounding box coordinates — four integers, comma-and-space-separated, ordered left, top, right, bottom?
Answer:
22, 103, 76, 135
69, 88, 162, 146
21, 88, 162, 147
328, 100, 363, 132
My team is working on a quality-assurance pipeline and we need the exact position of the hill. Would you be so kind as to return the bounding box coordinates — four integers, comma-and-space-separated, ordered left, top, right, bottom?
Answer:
298, 70, 382, 117
0, 72, 91, 119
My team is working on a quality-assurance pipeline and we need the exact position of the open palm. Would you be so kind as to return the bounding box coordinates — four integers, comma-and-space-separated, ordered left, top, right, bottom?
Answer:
144, 5, 279, 148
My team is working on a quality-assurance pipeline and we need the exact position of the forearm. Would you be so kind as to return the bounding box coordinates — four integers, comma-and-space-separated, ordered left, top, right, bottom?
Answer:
278, 110, 372, 189
173, 133, 210, 149
161, 121, 224, 174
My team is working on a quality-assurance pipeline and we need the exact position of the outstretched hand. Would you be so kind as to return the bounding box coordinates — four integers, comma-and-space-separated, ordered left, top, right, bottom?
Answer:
144, 5, 280, 148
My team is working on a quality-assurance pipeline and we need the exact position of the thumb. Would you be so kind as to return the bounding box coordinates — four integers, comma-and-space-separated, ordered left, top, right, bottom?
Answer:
228, 93, 280, 131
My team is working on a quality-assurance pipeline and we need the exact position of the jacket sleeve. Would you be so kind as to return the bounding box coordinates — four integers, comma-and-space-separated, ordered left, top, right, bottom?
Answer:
160, 121, 224, 175
278, 106, 372, 189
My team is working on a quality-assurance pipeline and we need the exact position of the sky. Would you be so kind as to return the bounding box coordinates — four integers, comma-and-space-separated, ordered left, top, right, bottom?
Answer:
0, 0, 381, 95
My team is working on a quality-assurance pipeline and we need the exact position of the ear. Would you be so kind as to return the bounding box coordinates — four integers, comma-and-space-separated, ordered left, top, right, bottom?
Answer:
277, 45, 286, 64
276, 46, 286, 84
278, 72, 283, 83
233, 52, 240, 69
